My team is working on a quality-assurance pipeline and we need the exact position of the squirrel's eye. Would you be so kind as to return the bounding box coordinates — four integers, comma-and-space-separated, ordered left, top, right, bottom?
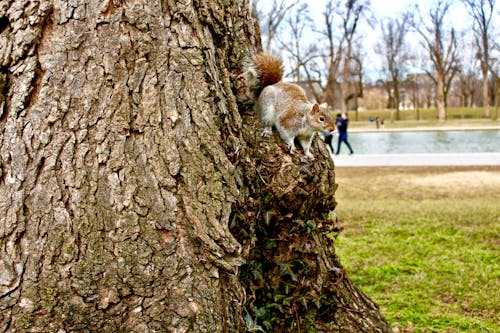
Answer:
319, 116, 325, 122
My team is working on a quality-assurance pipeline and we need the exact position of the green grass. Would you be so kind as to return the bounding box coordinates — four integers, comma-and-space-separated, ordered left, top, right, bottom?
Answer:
334, 167, 500, 333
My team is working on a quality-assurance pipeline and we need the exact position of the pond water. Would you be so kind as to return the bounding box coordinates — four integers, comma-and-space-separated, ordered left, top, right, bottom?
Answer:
346, 129, 500, 154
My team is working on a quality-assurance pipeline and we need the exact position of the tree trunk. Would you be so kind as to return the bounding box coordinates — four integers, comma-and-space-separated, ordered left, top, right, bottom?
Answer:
323, 59, 341, 110
436, 75, 446, 120
394, 79, 401, 121
0, 1, 258, 331
482, 72, 490, 118
0, 1, 390, 332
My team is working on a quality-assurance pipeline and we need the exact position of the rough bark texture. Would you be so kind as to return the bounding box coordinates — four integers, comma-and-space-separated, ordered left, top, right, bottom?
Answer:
0, 0, 390, 332
0, 1, 258, 331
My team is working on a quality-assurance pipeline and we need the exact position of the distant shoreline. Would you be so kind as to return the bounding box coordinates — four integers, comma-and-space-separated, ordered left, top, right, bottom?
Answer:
349, 125, 500, 133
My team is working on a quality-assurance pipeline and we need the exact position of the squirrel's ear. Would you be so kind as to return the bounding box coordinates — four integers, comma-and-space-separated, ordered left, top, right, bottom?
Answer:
311, 103, 320, 114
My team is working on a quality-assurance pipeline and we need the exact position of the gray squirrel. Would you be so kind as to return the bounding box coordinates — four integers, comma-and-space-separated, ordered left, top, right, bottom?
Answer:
246, 53, 335, 160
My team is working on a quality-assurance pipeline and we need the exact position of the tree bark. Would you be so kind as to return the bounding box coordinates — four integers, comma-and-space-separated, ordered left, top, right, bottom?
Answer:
436, 74, 447, 120
0, 0, 390, 332
0, 1, 259, 331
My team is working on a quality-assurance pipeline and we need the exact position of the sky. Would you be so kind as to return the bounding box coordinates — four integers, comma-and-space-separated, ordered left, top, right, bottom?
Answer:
256, 0, 473, 80
258, 0, 469, 24
369, 0, 464, 18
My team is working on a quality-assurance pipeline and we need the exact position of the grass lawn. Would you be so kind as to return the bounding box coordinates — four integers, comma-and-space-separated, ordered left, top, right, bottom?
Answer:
334, 166, 500, 332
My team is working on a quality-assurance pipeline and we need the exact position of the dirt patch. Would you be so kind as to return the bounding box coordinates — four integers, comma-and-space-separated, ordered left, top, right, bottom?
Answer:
409, 171, 500, 190
335, 166, 500, 200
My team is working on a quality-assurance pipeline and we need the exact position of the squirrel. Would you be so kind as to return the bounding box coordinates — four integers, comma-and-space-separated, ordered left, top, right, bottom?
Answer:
245, 53, 335, 161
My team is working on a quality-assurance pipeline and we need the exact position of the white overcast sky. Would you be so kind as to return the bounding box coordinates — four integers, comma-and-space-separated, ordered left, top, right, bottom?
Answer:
257, 0, 468, 21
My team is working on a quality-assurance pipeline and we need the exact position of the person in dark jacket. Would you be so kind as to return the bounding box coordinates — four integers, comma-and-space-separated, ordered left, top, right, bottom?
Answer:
336, 112, 354, 155
322, 130, 336, 154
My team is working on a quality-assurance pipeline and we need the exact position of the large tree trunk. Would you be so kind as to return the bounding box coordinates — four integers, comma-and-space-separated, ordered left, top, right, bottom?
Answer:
0, 0, 390, 331
0, 1, 257, 331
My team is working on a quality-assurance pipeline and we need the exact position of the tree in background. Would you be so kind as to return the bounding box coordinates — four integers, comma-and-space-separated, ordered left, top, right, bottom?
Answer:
411, 0, 460, 120
461, 0, 497, 118
319, 0, 345, 108
496, 76, 500, 119
455, 37, 482, 107
257, 0, 369, 114
257, 0, 499, 113
339, 0, 368, 114
377, 14, 412, 120
301, 0, 368, 113
278, 3, 316, 83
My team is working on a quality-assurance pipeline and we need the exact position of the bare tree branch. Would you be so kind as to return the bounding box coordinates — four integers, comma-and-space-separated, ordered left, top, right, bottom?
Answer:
257, 0, 300, 52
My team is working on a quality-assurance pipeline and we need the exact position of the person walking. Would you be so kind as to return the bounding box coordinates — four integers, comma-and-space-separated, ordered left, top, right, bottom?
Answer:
336, 112, 354, 155
322, 130, 336, 155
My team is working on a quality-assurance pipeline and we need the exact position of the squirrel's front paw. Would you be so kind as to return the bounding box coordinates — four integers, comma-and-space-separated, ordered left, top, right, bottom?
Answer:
300, 153, 315, 163
305, 152, 315, 161
261, 127, 272, 137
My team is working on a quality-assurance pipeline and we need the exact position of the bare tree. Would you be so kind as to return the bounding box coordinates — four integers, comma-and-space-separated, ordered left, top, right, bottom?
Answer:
462, 0, 496, 118
339, 0, 369, 113
319, 0, 345, 109
412, 0, 460, 120
312, 0, 367, 113
277, 3, 315, 82
455, 38, 482, 107
496, 75, 500, 119
276, 3, 329, 103
257, 0, 300, 52
406, 75, 421, 119
456, 67, 481, 107
377, 14, 411, 120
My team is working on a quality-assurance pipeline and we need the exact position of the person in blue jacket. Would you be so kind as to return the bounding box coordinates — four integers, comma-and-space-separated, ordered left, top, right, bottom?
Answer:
336, 112, 354, 155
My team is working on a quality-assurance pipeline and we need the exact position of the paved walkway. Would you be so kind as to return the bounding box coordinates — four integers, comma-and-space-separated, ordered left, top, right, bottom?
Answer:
332, 153, 500, 167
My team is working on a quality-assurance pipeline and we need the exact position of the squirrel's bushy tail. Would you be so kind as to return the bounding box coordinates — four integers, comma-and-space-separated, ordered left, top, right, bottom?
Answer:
239, 53, 283, 106
252, 53, 283, 87
245, 53, 283, 95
